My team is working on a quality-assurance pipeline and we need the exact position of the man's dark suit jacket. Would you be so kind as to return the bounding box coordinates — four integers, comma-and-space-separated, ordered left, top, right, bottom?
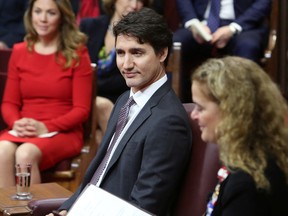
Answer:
80, 15, 129, 103
0, 0, 28, 48
60, 81, 192, 216
177, 0, 271, 31
212, 161, 288, 215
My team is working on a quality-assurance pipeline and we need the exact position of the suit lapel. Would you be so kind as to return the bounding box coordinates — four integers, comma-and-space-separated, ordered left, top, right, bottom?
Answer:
81, 92, 129, 184
102, 82, 171, 179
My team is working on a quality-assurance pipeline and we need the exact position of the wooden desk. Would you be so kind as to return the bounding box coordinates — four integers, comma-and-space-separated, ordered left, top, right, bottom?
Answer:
0, 183, 72, 216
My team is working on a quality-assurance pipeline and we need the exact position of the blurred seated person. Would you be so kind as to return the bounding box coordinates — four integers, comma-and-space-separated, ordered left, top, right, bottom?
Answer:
70, 0, 103, 24
174, 0, 271, 102
191, 56, 288, 215
0, 0, 29, 50
80, 0, 152, 103
0, 0, 92, 187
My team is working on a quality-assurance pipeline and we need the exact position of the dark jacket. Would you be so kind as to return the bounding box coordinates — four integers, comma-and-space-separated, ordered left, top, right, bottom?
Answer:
0, 0, 28, 48
212, 160, 288, 215
60, 81, 192, 216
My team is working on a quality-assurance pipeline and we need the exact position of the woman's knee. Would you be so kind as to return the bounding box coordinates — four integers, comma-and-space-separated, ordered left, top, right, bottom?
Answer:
15, 143, 42, 163
0, 140, 17, 160
96, 96, 114, 112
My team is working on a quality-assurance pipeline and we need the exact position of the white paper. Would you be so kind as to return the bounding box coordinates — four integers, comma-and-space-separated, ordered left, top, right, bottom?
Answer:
8, 130, 58, 138
67, 184, 154, 216
190, 19, 212, 42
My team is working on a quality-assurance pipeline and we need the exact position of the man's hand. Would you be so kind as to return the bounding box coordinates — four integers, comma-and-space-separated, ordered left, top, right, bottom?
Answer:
211, 25, 234, 48
190, 24, 212, 44
46, 210, 68, 216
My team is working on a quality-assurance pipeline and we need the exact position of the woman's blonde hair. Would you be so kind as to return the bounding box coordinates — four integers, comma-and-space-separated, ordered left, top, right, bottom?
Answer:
192, 56, 288, 190
24, 0, 87, 68
102, 0, 152, 16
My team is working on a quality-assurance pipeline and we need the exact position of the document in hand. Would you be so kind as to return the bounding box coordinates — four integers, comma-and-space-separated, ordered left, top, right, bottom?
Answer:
67, 184, 155, 216
190, 19, 212, 42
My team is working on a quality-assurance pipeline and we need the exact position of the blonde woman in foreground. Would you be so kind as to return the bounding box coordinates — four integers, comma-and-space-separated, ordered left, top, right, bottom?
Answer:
191, 56, 288, 216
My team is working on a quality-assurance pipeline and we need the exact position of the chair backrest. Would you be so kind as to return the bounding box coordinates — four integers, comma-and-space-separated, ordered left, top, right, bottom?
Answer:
0, 72, 8, 131
0, 49, 12, 72
0, 49, 12, 131
166, 42, 182, 100
164, 0, 181, 32
174, 103, 221, 216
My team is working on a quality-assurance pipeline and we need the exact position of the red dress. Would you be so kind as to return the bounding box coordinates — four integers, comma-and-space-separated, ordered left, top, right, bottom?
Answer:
0, 42, 92, 170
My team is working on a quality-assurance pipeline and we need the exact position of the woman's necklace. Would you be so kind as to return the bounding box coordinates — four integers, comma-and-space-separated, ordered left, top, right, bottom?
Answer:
204, 166, 230, 216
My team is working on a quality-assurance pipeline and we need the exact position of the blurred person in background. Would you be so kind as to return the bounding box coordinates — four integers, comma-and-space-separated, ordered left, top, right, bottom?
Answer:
174, 0, 272, 102
0, 0, 29, 49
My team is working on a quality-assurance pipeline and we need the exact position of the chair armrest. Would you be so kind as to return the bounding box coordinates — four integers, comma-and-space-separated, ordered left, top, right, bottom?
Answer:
28, 198, 68, 216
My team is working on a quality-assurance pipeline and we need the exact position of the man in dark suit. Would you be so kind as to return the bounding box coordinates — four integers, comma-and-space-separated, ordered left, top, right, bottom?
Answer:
0, 0, 28, 49
174, 0, 271, 102
51, 8, 192, 216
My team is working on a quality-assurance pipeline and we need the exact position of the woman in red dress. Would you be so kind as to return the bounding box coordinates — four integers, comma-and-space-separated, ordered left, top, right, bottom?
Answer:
0, 0, 92, 187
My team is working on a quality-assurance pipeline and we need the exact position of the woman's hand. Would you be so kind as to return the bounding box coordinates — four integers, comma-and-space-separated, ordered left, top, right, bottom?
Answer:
13, 118, 48, 137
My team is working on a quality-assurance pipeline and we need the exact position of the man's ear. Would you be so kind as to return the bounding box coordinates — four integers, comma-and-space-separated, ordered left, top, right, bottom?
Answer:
159, 47, 169, 63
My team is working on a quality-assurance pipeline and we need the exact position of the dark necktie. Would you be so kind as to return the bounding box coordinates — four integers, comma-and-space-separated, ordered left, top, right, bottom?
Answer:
207, 0, 221, 33
90, 96, 135, 185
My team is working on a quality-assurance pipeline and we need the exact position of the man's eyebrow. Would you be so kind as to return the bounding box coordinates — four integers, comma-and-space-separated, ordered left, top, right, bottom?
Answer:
115, 47, 146, 52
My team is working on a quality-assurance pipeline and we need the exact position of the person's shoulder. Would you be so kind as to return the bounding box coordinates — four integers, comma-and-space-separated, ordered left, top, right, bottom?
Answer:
11, 41, 28, 55
12, 41, 27, 50
224, 169, 256, 193
75, 44, 88, 54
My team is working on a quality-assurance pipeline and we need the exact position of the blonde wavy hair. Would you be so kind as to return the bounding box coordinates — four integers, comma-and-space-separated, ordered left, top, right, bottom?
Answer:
24, 0, 87, 68
102, 0, 152, 16
192, 56, 288, 190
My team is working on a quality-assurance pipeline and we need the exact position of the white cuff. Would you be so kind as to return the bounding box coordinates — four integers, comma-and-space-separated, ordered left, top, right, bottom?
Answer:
185, 19, 200, 29
229, 22, 242, 34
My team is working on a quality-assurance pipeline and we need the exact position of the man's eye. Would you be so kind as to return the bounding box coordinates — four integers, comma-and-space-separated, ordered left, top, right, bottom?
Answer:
116, 51, 124, 56
133, 52, 142, 57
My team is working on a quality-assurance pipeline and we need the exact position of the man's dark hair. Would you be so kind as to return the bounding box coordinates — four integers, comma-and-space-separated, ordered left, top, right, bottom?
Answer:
113, 7, 173, 65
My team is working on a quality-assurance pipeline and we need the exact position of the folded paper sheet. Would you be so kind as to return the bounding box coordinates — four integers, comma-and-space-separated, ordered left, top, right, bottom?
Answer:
67, 184, 154, 216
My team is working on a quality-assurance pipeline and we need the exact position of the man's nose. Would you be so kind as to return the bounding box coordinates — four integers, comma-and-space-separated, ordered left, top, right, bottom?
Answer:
123, 55, 134, 69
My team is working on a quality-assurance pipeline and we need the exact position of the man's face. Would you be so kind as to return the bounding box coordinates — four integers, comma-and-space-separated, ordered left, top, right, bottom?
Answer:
115, 34, 167, 93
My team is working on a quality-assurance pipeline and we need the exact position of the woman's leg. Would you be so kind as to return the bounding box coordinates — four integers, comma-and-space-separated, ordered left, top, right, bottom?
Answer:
15, 143, 42, 184
96, 96, 114, 133
96, 96, 114, 144
0, 140, 18, 187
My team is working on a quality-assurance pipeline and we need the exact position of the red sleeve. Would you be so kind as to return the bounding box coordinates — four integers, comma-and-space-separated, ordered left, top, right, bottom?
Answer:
1, 44, 22, 128
43, 47, 93, 132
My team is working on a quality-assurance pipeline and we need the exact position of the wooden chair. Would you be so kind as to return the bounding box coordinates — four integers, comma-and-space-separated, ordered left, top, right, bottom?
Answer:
27, 103, 221, 216
166, 42, 182, 100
